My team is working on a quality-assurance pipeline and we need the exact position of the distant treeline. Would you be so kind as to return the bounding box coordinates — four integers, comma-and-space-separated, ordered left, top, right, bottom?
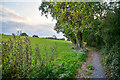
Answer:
44, 37, 65, 40
11, 32, 65, 40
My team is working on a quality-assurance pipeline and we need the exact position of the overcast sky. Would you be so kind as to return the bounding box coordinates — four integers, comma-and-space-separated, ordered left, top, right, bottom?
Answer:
0, 0, 65, 38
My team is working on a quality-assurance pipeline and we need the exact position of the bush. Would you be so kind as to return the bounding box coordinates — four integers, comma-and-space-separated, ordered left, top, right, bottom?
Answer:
20, 33, 28, 36
85, 6, 120, 79
100, 8, 120, 79
32, 35, 39, 38
102, 44, 120, 79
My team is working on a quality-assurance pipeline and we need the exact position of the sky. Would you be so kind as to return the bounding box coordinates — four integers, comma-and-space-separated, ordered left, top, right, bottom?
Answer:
0, 0, 65, 38
0, 0, 117, 38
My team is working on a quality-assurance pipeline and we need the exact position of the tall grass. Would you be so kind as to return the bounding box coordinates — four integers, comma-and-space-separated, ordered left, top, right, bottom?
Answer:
2, 36, 56, 79
2, 35, 87, 79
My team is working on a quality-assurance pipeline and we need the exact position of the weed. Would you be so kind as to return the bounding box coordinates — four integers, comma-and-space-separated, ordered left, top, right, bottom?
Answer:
87, 66, 95, 70
86, 71, 92, 76
2, 35, 87, 79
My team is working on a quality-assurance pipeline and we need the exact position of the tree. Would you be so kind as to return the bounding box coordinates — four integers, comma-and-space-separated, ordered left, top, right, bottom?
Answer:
39, 2, 105, 48
81, 2, 120, 79
99, 2, 120, 79
53, 35, 57, 39
33, 35, 39, 38
20, 33, 28, 36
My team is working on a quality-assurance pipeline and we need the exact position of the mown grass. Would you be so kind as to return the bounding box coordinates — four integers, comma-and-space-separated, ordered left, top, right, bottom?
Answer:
1, 34, 87, 79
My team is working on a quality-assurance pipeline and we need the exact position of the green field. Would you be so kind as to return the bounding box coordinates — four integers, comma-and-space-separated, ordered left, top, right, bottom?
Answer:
1, 34, 87, 79
2, 34, 72, 58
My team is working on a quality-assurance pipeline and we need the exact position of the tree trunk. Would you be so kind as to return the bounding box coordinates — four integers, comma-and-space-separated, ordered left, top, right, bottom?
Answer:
73, 39, 76, 44
68, 36, 76, 44
80, 32, 82, 48
77, 31, 82, 48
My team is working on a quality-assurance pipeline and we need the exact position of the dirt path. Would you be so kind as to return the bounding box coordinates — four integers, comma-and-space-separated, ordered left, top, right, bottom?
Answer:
75, 48, 106, 79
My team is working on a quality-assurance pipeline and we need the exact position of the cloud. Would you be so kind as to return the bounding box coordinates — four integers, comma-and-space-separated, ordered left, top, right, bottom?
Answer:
0, 5, 65, 38
0, 5, 30, 22
1, 20, 64, 38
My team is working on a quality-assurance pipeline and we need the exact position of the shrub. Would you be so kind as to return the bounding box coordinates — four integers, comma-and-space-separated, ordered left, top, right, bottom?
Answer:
32, 35, 39, 38
20, 33, 28, 36
87, 66, 94, 70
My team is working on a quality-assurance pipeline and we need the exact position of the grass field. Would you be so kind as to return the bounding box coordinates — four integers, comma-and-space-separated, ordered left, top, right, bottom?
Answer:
2, 34, 72, 58
1, 34, 87, 79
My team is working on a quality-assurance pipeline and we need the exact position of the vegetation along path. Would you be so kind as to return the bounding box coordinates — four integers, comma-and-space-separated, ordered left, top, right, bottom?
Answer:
76, 48, 106, 79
